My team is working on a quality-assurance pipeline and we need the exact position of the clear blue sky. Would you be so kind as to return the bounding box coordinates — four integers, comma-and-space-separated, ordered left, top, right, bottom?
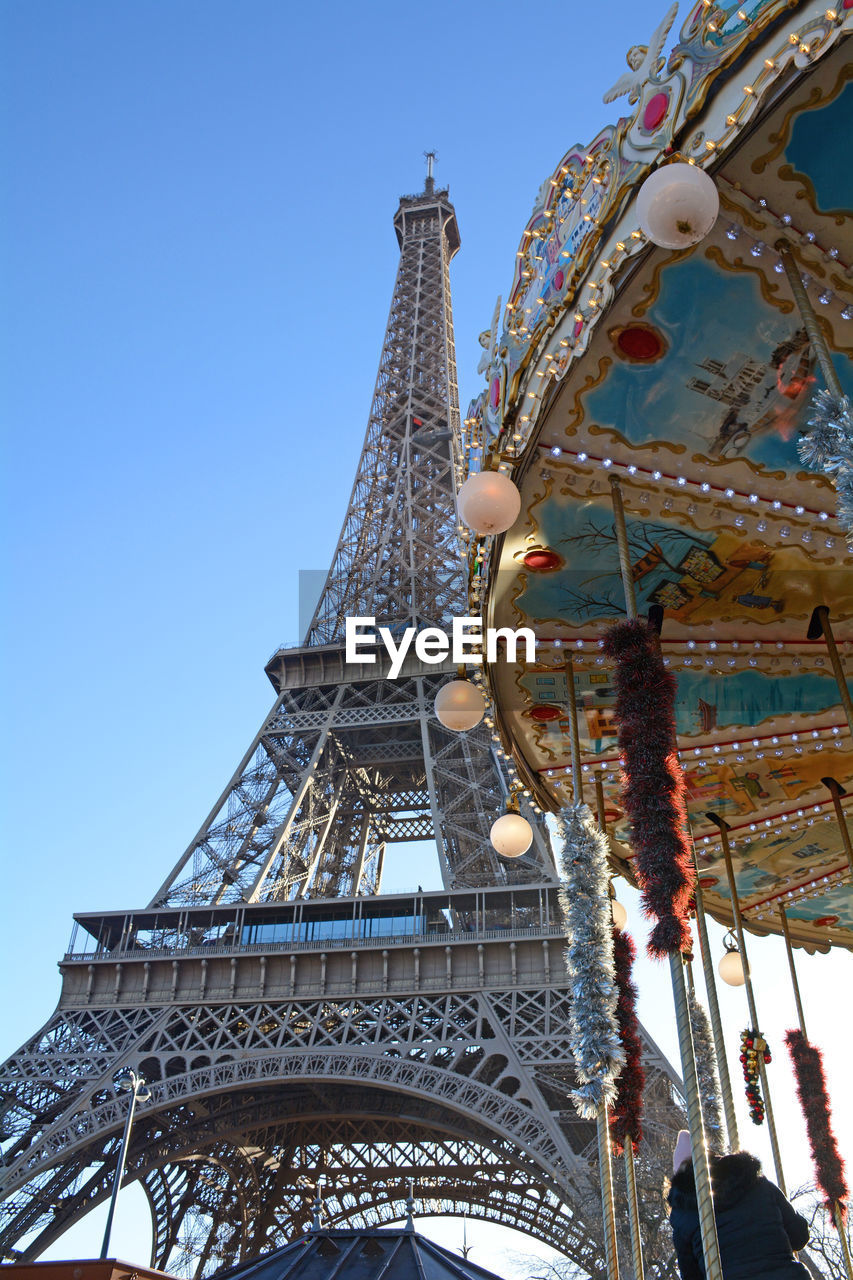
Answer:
1, 1, 849, 1269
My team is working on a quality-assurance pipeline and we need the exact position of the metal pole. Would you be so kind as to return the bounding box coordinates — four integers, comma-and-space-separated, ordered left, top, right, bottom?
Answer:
594, 771, 607, 830
606, 478, 722, 1280
597, 774, 644, 1279
565, 655, 618, 1279
779, 906, 807, 1038
670, 952, 724, 1280
693, 872, 740, 1151
779, 916, 850, 1280
597, 1106, 621, 1280
609, 476, 638, 618
834, 1203, 853, 1280
565, 656, 583, 804
711, 816, 786, 1193
809, 607, 853, 745
99, 1074, 145, 1259
623, 1141, 645, 1280
822, 776, 853, 878
776, 243, 844, 400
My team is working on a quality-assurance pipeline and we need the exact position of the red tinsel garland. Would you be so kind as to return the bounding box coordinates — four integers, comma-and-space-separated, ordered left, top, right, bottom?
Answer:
601, 619, 694, 956
609, 927, 645, 1154
786, 1029, 849, 1221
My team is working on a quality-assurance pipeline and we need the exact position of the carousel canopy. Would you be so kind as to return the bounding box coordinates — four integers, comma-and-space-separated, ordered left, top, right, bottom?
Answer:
466, 2, 852, 953
212, 1226, 507, 1280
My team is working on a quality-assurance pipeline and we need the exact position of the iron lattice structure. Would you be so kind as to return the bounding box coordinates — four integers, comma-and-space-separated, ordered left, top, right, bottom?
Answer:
144, 173, 551, 908
0, 177, 684, 1279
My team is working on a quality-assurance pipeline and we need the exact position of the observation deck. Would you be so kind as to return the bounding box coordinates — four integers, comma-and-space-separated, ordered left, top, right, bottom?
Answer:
60, 884, 682, 1092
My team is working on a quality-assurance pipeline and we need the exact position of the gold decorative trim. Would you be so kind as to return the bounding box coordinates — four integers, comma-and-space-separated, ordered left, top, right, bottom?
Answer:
630, 247, 694, 318
751, 85, 824, 176
777, 162, 850, 226
557, 356, 612, 438
672, 0, 801, 122
522, 470, 556, 540
703, 243, 794, 313
587, 425, 687, 459
717, 185, 766, 233
819, 309, 853, 360
751, 60, 852, 179
694, 454, 789, 485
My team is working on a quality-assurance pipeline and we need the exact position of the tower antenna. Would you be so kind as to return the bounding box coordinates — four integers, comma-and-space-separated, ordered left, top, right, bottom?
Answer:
424, 149, 437, 193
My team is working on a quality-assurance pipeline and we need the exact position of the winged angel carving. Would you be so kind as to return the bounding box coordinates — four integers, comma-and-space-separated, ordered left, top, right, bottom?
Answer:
603, 2, 678, 104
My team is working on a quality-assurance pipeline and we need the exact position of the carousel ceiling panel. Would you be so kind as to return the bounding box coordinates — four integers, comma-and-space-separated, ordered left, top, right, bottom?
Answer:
577, 248, 850, 469
480, 34, 853, 953
784, 79, 853, 214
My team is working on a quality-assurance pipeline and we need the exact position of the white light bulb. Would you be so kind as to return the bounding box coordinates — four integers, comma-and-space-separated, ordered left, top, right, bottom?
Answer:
718, 949, 746, 986
636, 163, 719, 249
457, 471, 521, 536
490, 812, 533, 858
434, 681, 486, 731
610, 898, 628, 930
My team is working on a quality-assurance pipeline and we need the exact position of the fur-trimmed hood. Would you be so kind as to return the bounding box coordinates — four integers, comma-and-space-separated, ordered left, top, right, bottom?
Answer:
669, 1151, 763, 1213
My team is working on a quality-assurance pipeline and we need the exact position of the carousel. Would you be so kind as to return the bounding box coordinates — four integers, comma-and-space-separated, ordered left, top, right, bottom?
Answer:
440, 3, 852, 1277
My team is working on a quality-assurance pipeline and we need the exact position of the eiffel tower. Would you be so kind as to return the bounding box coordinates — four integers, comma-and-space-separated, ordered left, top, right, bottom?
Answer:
0, 164, 684, 1279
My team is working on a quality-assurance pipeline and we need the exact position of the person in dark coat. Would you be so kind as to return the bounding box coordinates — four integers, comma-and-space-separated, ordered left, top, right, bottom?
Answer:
668, 1131, 810, 1279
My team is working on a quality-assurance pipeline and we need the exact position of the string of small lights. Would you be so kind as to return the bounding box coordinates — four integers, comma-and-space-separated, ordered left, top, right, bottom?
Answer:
535, 445, 844, 545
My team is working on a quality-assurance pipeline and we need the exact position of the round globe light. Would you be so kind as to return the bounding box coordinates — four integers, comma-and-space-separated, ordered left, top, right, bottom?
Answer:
636, 162, 719, 250
490, 812, 533, 858
610, 898, 628, 931
457, 471, 522, 536
434, 680, 486, 732
718, 947, 746, 987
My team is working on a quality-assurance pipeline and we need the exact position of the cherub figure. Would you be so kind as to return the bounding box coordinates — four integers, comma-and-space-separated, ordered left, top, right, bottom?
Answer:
603, 2, 678, 104
476, 296, 502, 376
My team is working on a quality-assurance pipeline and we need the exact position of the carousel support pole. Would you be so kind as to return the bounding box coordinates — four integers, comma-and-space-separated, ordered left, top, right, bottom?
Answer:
595, 768, 645, 1280
609, 475, 638, 617
708, 813, 786, 1194
565, 656, 584, 810
594, 770, 607, 832
693, 870, 740, 1151
835, 1205, 853, 1280
669, 949, 724, 1280
821, 775, 853, 878
776, 242, 844, 400
624, 1140, 645, 1280
780, 910, 852, 1280
808, 607, 853, 747
565, 656, 620, 1280
779, 905, 808, 1039
596, 1106, 622, 1280
608, 474, 723, 1280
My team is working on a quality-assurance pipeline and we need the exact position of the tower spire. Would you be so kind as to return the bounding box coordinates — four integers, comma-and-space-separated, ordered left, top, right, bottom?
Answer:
142, 170, 548, 910
424, 149, 436, 195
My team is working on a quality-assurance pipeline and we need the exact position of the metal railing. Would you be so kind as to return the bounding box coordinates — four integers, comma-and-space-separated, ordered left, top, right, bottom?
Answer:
62, 922, 567, 965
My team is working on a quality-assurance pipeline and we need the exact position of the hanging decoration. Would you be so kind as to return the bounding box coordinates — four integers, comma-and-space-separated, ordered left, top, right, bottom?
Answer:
739, 1028, 771, 1125
556, 804, 625, 1120
601, 619, 695, 956
688, 992, 726, 1156
797, 389, 853, 533
609, 927, 645, 1154
785, 1030, 849, 1221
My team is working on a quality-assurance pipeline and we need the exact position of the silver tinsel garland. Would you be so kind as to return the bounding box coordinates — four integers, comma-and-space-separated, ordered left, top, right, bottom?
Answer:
798, 389, 853, 533
688, 991, 727, 1156
556, 803, 625, 1119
